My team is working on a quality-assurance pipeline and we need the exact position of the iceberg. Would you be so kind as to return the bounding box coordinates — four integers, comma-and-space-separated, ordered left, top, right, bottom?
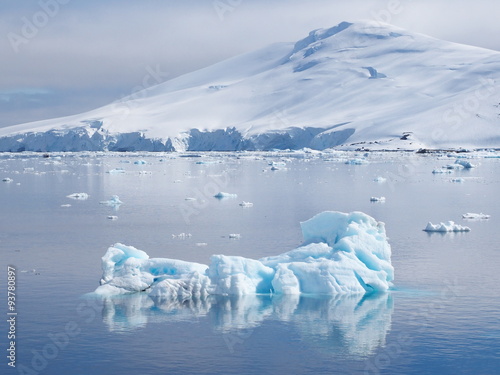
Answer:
95, 211, 394, 296
2, 177, 13, 182
424, 221, 471, 232
214, 192, 238, 199
67, 192, 89, 200
100, 195, 123, 207
462, 213, 490, 220
370, 196, 386, 202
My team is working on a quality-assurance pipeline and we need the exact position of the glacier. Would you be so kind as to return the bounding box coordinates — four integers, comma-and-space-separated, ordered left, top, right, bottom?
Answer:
94, 211, 394, 296
1, 21, 500, 152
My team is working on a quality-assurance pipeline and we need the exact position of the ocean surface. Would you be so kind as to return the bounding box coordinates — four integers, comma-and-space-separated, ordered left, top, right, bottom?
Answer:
1, 151, 499, 375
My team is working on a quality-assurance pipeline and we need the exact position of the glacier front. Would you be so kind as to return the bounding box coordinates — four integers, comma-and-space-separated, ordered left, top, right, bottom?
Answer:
95, 211, 393, 296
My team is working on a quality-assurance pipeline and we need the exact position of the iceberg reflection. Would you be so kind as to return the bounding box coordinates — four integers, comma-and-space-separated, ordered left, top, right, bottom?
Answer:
99, 292, 393, 357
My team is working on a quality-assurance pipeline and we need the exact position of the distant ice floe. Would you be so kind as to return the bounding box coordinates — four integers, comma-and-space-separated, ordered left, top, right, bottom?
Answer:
451, 178, 465, 183
2, 177, 13, 182
228, 234, 241, 239
345, 159, 368, 165
370, 196, 386, 202
100, 195, 123, 207
67, 192, 89, 200
172, 233, 192, 239
239, 201, 254, 207
214, 192, 238, 199
462, 213, 490, 220
61, 204, 72, 208
432, 168, 453, 174
94, 211, 394, 297
373, 176, 386, 183
424, 221, 471, 232
107, 216, 118, 220
107, 168, 126, 174
455, 159, 476, 169
134, 160, 147, 165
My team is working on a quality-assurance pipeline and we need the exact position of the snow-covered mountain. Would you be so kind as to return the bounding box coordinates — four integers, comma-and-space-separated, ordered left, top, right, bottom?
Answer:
1, 20, 499, 152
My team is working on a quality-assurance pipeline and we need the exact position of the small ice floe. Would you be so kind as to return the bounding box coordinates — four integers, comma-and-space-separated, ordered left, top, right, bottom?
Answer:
2, 177, 13, 182
444, 164, 464, 170
196, 243, 208, 247
139, 171, 152, 175
107, 215, 118, 220
100, 195, 123, 206
374, 177, 387, 183
370, 196, 386, 202
424, 221, 471, 232
107, 168, 126, 174
239, 201, 254, 207
345, 159, 368, 165
185, 197, 196, 201
172, 233, 192, 239
228, 233, 241, 239
134, 160, 147, 165
269, 161, 286, 167
67, 193, 89, 200
451, 178, 465, 183
61, 204, 72, 208
462, 213, 490, 220
455, 159, 476, 169
432, 168, 453, 174
214, 192, 237, 199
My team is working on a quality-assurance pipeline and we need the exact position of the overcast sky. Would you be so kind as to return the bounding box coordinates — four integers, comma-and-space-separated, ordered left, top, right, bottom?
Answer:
1, 0, 499, 128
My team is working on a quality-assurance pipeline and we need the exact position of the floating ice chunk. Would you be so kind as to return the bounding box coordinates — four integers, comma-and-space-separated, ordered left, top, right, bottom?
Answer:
107, 216, 118, 220
239, 201, 254, 207
185, 197, 196, 201
196, 243, 208, 247
95, 211, 393, 297
95, 243, 209, 296
67, 192, 89, 200
107, 168, 126, 174
455, 159, 476, 169
139, 171, 152, 175
228, 234, 241, 239
214, 192, 238, 199
373, 177, 386, 183
462, 213, 490, 220
370, 196, 386, 202
172, 233, 192, 239
100, 195, 123, 206
444, 164, 464, 170
2, 177, 13, 182
451, 178, 465, 183
61, 204, 72, 208
423, 221, 471, 232
134, 160, 147, 165
432, 168, 453, 174
345, 159, 368, 165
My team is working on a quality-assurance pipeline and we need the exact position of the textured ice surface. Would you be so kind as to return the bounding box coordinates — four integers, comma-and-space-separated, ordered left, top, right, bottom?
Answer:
67, 192, 89, 200
424, 221, 471, 232
95, 211, 393, 296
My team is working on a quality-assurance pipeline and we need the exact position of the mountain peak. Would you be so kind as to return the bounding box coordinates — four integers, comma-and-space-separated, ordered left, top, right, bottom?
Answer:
1, 21, 499, 152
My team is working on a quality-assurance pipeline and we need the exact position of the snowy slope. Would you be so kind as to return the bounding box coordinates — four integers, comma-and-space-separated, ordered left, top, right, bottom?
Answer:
1, 20, 499, 152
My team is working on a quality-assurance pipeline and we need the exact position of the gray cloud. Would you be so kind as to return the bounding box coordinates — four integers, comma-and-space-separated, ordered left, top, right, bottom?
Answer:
1, 0, 499, 128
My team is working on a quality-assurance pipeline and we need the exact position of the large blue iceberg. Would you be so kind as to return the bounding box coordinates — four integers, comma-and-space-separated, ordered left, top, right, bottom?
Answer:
95, 211, 394, 296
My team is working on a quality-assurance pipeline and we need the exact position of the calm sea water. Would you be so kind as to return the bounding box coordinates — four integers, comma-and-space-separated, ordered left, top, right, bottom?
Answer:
1, 151, 499, 375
